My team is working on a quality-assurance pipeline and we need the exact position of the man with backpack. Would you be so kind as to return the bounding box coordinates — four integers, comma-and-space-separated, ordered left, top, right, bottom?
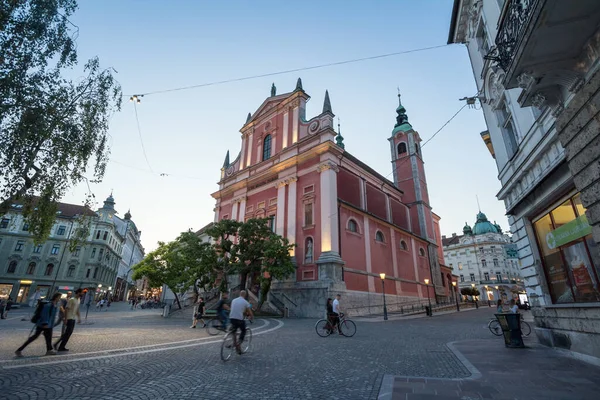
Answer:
15, 292, 61, 357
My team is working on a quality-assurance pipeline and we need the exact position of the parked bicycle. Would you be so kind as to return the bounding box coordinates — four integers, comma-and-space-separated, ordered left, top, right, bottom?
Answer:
488, 314, 531, 337
315, 312, 356, 337
221, 319, 252, 361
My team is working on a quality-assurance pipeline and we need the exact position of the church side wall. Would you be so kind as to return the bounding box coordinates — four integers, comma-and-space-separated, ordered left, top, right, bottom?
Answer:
294, 169, 321, 282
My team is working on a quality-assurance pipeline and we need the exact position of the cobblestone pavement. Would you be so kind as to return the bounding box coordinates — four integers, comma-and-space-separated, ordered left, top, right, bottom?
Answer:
381, 340, 600, 400
0, 305, 528, 399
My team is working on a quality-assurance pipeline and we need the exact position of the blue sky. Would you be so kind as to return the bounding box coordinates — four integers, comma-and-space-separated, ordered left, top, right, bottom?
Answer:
63, 0, 507, 251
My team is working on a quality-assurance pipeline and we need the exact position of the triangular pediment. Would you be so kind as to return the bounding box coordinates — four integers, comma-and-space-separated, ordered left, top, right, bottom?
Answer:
246, 92, 293, 125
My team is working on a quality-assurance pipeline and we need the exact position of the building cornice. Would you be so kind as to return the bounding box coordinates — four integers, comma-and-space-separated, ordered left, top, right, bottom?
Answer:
212, 140, 339, 200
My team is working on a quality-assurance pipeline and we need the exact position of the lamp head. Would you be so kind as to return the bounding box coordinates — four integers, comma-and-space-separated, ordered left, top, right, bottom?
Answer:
380, 273, 386, 280
424, 278, 430, 285
452, 281, 457, 287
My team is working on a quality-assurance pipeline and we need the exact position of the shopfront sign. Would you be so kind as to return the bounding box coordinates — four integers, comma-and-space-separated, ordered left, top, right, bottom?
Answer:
546, 215, 592, 249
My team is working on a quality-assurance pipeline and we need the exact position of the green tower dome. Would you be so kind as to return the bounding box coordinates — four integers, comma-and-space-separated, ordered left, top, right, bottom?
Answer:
463, 222, 473, 235
472, 212, 500, 235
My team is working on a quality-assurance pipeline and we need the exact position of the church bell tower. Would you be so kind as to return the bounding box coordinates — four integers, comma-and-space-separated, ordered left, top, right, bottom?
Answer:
388, 93, 443, 294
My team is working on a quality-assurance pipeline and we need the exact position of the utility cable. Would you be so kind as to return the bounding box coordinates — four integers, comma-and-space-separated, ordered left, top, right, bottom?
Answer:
133, 101, 154, 173
127, 44, 452, 97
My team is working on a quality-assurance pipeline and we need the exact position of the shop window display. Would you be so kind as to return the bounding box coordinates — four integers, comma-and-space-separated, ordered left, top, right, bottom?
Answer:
533, 193, 600, 303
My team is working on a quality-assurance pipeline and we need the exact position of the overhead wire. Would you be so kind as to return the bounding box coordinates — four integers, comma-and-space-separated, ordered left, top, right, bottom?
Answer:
118, 43, 457, 182
132, 100, 154, 173
126, 44, 452, 97
327, 99, 473, 221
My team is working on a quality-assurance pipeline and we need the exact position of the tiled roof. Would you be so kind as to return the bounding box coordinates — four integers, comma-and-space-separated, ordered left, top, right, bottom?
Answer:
442, 234, 463, 247
195, 222, 215, 236
10, 197, 97, 218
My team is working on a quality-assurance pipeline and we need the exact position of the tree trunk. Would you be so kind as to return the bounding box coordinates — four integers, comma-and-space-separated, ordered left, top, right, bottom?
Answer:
240, 270, 248, 291
256, 277, 272, 312
173, 292, 182, 310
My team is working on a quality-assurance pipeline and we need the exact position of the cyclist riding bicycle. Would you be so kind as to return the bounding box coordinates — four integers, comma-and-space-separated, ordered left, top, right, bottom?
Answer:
229, 290, 254, 354
216, 292, 230, 330
332, 294, 342, 335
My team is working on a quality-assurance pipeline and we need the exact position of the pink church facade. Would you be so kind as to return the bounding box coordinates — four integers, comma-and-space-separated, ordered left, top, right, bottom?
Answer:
211, 80, 451, 317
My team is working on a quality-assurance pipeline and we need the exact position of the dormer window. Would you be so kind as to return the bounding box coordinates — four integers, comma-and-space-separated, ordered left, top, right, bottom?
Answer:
397, 142, 407, 155
262, 134, 272, 161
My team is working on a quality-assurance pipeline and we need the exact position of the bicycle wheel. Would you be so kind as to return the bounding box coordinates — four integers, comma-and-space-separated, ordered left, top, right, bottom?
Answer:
240, 328, 252, 353
339, 319, 356, 337
488, 319, 502, 336
315, 319, 332, 337
207, 319, 223, 336
220, 332, 235, 361
521, 321, 531, 337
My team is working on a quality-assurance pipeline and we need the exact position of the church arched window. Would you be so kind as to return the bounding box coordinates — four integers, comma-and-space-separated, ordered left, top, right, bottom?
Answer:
262, 134, 272, 161
397, 142, 407, 155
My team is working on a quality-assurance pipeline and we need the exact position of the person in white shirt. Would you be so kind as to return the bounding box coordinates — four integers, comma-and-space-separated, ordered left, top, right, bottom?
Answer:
229, 291, 254, 354
509, 299, 519, 314
332, 294, 342, 334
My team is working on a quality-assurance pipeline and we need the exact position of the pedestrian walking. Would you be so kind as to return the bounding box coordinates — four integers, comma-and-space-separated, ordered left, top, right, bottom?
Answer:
15, 293, 61, 357
53, 289, 82, 352
190, 297, 206, 328
1, 297, 13, 319
55, 292, 71, 331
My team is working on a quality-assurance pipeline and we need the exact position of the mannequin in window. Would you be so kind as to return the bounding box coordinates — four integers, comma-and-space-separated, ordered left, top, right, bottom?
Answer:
305, 238, 313, 264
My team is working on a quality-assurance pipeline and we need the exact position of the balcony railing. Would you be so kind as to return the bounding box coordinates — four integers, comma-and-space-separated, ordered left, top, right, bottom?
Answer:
495, 0, 538, 71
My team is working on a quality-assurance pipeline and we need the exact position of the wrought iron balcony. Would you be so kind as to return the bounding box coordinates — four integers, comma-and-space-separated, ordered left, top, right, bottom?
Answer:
495, 0, 539, 72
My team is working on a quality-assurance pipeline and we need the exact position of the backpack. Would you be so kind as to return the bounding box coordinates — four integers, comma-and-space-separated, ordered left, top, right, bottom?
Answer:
31, 300, 48, 324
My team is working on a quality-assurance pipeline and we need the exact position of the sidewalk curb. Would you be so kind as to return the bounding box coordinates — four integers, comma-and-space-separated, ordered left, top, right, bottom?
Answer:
376, 341, 482, 399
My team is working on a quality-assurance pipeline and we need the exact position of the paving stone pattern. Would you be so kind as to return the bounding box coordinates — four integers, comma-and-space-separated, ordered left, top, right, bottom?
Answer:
389, 340, 600, 400
0, 307, 507, 399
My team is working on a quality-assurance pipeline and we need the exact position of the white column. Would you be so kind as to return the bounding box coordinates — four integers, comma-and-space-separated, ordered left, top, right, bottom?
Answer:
231, 200, 239, 221
238, 198, 246, 222
239, 137, 247, 171
213, 205, 220, 222
272, 136, 277, 156
364, 216, 376, 292
246, 134, 253, 167
390, 229, 401, 294
318, 162, 339, 253
411, 238, 422, 297
292, 107, 299, 144
287, 177, 297, 255
282, 112, 289, 149
386, 194, 392, 222
257, 144, 262, 164
276, 183, 286, 236
361, 179, 367, 210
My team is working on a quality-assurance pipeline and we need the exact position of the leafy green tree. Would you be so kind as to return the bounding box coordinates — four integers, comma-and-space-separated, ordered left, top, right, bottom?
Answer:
204, 219, 242, 291
0, 0, 122, 242
255, 233, 295, 311
202, 218, 295, 308
132, 231, 211, 309
235, 218, 295, 308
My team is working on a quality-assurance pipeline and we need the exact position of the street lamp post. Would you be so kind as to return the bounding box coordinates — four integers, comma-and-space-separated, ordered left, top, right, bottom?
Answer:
485, 285, 490, 307
471, 283, 479, 309
452, 281, 460, 312
380, 273, 388, 321
424, 278, 432, 317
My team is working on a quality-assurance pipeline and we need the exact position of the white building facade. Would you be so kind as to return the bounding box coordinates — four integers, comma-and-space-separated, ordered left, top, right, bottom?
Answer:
443, 211, 522, 301
449, 0, 600, 359
0, 194, 144, 303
